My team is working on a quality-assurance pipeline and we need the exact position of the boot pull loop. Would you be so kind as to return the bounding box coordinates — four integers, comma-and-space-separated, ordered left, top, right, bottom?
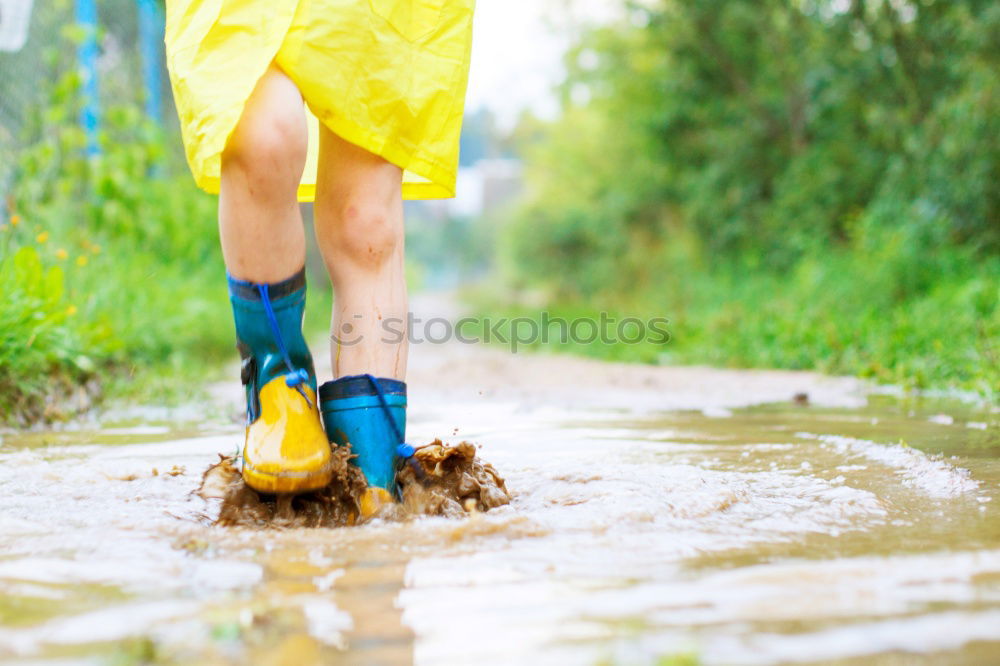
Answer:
364, 374, 426, 483
258, 283, 313, 407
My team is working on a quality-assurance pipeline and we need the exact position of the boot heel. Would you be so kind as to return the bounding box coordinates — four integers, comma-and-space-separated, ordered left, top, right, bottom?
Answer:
320, 375, 407, 491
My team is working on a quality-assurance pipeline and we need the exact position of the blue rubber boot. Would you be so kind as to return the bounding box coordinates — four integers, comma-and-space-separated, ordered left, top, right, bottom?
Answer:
319, 375, 406, 514
229, 268, 331, 494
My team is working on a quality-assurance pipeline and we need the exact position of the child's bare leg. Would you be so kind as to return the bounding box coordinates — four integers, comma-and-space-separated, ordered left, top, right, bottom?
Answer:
219, 65, 332, 494
219, 66, 307, 281
313, 127, 407, 506
313, 127, 407, 380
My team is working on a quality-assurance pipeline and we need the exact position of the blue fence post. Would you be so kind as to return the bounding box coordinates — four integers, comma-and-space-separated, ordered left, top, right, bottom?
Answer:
76, 0, 100, 156
137, 0, 163, 123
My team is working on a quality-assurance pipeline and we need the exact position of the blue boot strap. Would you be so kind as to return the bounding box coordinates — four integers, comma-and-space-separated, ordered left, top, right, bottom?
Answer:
257, 282, 312, 406
363, 374, 426, 485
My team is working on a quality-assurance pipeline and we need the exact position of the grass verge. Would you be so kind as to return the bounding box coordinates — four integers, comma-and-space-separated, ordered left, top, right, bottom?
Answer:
469, 247, 998, 400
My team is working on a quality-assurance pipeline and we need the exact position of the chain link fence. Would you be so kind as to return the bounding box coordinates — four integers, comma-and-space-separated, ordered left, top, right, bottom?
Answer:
0, 0, 170, 205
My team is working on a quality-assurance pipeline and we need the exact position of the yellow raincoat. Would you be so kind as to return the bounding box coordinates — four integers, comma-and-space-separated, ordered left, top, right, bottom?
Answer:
165, 0, 475, 200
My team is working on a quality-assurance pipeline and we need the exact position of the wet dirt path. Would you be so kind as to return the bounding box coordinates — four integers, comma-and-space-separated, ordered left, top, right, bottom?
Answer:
1, 299, 998, 665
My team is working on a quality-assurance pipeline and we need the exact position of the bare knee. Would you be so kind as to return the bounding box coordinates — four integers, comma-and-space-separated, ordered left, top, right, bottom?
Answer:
325, 197, 402, 272
222, 81, 306, 195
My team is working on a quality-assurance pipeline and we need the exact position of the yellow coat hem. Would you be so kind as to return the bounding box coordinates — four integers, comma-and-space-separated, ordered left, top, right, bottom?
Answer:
191, 101, 457, 202
168, 0, 472, 202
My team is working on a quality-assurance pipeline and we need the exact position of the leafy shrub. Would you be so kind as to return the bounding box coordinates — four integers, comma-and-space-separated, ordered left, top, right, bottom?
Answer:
494, 0, 999, 395
2, 38, 229, 421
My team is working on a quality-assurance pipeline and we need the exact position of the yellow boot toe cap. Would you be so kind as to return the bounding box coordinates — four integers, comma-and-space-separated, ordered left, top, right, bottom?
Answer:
242, 378, 332, 494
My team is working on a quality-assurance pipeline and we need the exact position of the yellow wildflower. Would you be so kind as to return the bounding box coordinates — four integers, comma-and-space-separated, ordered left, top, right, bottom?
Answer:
10, 214, 20, 226
90, 244, 102, 255
36, 231, 49, 244
66, 305, 78, 316
56, 248, 69, 260
76, 255, 89, 267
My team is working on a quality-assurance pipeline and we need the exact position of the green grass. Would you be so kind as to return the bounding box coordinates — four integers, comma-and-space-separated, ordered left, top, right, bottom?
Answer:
470, 245, 999, 400
0, 184, 231, 421
0, 238, 90, 420
0, 180, 344, 422
0, 62, 241, 423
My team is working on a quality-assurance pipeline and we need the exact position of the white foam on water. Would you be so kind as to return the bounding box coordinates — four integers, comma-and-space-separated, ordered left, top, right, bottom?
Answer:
401, 549, 1000, 665
0, 433, 263, 661
301, 597, 354, 647
799, 433, 981, 498
393, 413, 998, 666
720, 610, 1000, 664
0, 599, 200, 656
480, 426, 894, 557
1, 387, 996, 665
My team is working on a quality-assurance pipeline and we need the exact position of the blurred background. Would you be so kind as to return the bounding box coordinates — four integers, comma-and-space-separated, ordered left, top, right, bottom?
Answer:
1, 0, 997, 424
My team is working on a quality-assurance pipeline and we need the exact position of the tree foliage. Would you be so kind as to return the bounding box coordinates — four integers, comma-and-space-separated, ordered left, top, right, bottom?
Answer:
508, 0, 997, 288
499, 0, 998, 392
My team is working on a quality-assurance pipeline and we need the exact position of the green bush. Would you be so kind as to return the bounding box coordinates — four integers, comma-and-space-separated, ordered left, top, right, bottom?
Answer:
0, 241, 89, 418
492, 0, 998, 396
2, 41, 230, 421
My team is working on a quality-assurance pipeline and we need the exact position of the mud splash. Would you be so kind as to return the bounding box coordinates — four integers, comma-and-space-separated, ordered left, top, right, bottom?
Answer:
197, 445, 367, 528
398, 440, 512, 517
198, 440, 511, 527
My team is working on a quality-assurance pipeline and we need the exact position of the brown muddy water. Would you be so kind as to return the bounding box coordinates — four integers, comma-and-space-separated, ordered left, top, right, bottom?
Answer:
1, 350, 998, 665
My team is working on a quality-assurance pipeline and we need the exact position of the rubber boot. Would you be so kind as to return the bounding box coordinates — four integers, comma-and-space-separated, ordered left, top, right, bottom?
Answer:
229, 269, 332, 494
319, 375, 406, 516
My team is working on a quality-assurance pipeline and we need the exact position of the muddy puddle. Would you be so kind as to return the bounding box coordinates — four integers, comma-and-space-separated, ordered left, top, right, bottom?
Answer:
199, 440, 510, 528
1, 386, 998, 664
